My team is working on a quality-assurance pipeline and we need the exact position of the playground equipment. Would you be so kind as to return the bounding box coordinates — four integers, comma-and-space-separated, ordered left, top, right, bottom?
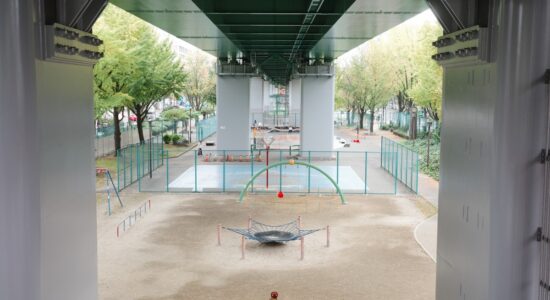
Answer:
220, 216, 329, 260
116, 200, 151, 238
96, 168, 123, 215
238, 160, 347, 204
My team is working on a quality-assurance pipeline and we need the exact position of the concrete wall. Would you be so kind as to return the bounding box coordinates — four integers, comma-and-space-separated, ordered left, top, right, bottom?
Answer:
300, 77, 334, 152
249, 77, 264, 125
0, 1, 97, 299
36, 61, 97, 300
436, 1, 550, 299
289, 79, 301, 127
263, 80, 271, 112
289, 78, 301, 113
0, 0, 40, 299
216, 76, 250, 150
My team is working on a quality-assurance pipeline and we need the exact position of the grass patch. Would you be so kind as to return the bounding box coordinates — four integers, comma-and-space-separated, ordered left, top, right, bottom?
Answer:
96, 155, 117, 175
164, 143, 196, 158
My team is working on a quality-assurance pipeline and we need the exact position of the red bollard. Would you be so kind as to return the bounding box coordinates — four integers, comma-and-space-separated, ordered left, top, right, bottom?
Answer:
271, 291, 279, 299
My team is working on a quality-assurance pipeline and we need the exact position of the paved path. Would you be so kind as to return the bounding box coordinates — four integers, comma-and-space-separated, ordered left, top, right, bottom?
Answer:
373, 128, 439, 262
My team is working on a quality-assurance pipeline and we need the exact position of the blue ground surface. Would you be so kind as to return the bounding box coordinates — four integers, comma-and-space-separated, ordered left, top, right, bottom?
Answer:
169, 165, 365, 193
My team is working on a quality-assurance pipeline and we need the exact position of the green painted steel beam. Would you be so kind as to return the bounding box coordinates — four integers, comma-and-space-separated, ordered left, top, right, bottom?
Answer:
112, 0, 428, 83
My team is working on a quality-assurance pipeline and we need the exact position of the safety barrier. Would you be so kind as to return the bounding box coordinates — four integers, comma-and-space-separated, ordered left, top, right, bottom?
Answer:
116, 200, 151, 237
116, 135, 164, 192
135, 148, 413, 196
196, 116, 216, 142
381, 136, 419, 193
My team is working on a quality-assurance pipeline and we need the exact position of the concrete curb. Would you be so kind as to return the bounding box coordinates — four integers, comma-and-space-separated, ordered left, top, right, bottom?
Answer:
414, 213, 437, 263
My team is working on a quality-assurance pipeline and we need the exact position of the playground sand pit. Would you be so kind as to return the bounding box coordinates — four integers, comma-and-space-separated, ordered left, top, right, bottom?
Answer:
98, 193, 435, 299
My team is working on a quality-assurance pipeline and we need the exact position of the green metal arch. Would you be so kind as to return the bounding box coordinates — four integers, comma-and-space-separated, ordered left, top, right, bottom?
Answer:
239, 160, 347, 204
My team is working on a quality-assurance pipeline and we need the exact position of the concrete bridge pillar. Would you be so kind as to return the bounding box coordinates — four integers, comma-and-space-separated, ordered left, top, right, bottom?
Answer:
300, 76, 335, 152
216, 76, 250, 150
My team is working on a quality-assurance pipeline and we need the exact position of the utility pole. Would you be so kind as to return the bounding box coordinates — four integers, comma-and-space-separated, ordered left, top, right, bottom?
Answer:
148, 119, 153, 179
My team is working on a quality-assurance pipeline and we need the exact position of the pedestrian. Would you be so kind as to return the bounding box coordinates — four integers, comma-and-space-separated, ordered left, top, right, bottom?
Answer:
198, 147, 203, 156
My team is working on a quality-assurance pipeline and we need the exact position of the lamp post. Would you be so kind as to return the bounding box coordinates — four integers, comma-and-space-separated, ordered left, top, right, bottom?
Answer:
148, 119, 153, 179
426, 118, 433, 168
410, 106, 417, 140
188, 107, 192, 143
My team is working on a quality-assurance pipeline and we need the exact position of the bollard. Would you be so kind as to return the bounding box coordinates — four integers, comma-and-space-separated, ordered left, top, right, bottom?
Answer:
116, 225, 119, 238
217, 224, 221, 246
248, 216, 252, 229
298, 215, 301, 228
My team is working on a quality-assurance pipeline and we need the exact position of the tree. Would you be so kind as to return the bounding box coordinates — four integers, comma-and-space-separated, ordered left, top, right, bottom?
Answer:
160, 107, 189, 135
338, 41, 395, 132
385, 26, 418, 114
409, 22, 443, 122
182, 50, 216, 115
335, 64, 355, 126
125, 29, 187, 143
362, 42, 395, 132
93, 5, 142, 154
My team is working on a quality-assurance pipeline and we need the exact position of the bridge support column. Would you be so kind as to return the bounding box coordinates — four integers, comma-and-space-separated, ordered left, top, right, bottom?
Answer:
1, 1, 98, 299
0, 0, 40, 299
300, 77, 334, 152
434, 1, 550, 299
249, 77, 264, 127
216, 76, 250, 151
289, 78, 301, 128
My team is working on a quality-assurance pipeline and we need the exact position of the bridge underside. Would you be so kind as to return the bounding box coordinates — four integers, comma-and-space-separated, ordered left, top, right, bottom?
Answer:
1, 1, 549, 300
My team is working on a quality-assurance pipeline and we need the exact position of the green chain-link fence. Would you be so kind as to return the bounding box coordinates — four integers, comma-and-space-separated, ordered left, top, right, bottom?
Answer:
381, 136, 419, 193
116, 135, 164, 192
196, 117, 216, 142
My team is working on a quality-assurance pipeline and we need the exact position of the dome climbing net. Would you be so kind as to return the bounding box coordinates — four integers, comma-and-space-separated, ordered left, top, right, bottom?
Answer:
224, 218, 321, 243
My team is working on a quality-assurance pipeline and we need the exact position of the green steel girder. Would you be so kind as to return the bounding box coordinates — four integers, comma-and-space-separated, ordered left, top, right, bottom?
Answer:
111, 0, 428, 84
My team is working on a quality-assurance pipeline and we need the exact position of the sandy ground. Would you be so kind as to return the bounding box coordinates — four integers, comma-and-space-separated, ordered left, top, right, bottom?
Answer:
97, 192, 435, 300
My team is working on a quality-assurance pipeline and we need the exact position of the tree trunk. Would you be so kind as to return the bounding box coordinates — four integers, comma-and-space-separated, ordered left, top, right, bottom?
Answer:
113, 107, 122, 156
136, 116, 145, 144
358, 110, 365, 129
346, 110, 351, 126
369, 110, 375, 133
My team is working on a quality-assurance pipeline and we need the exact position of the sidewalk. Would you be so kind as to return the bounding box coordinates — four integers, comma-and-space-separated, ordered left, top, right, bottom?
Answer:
381, 129, 439, 262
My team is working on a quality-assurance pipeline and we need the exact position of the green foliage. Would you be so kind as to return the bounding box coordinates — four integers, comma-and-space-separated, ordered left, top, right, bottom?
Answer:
161, 108, 189, 121
171, 134, 182, 144
93, 4, 187, 143
338, 40, 396, 132
163, 134, 172, 144
404, 137, 441, 180
407, 22, 443, 121
183, 50, 216, 113
336, 12, 444, 128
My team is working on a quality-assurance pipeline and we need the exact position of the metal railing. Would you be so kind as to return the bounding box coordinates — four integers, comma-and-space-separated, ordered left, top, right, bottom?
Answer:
381, 136, 419, 193
116, 135, 165, 192
196, 117, 216, 142
135, 148, 413, 196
